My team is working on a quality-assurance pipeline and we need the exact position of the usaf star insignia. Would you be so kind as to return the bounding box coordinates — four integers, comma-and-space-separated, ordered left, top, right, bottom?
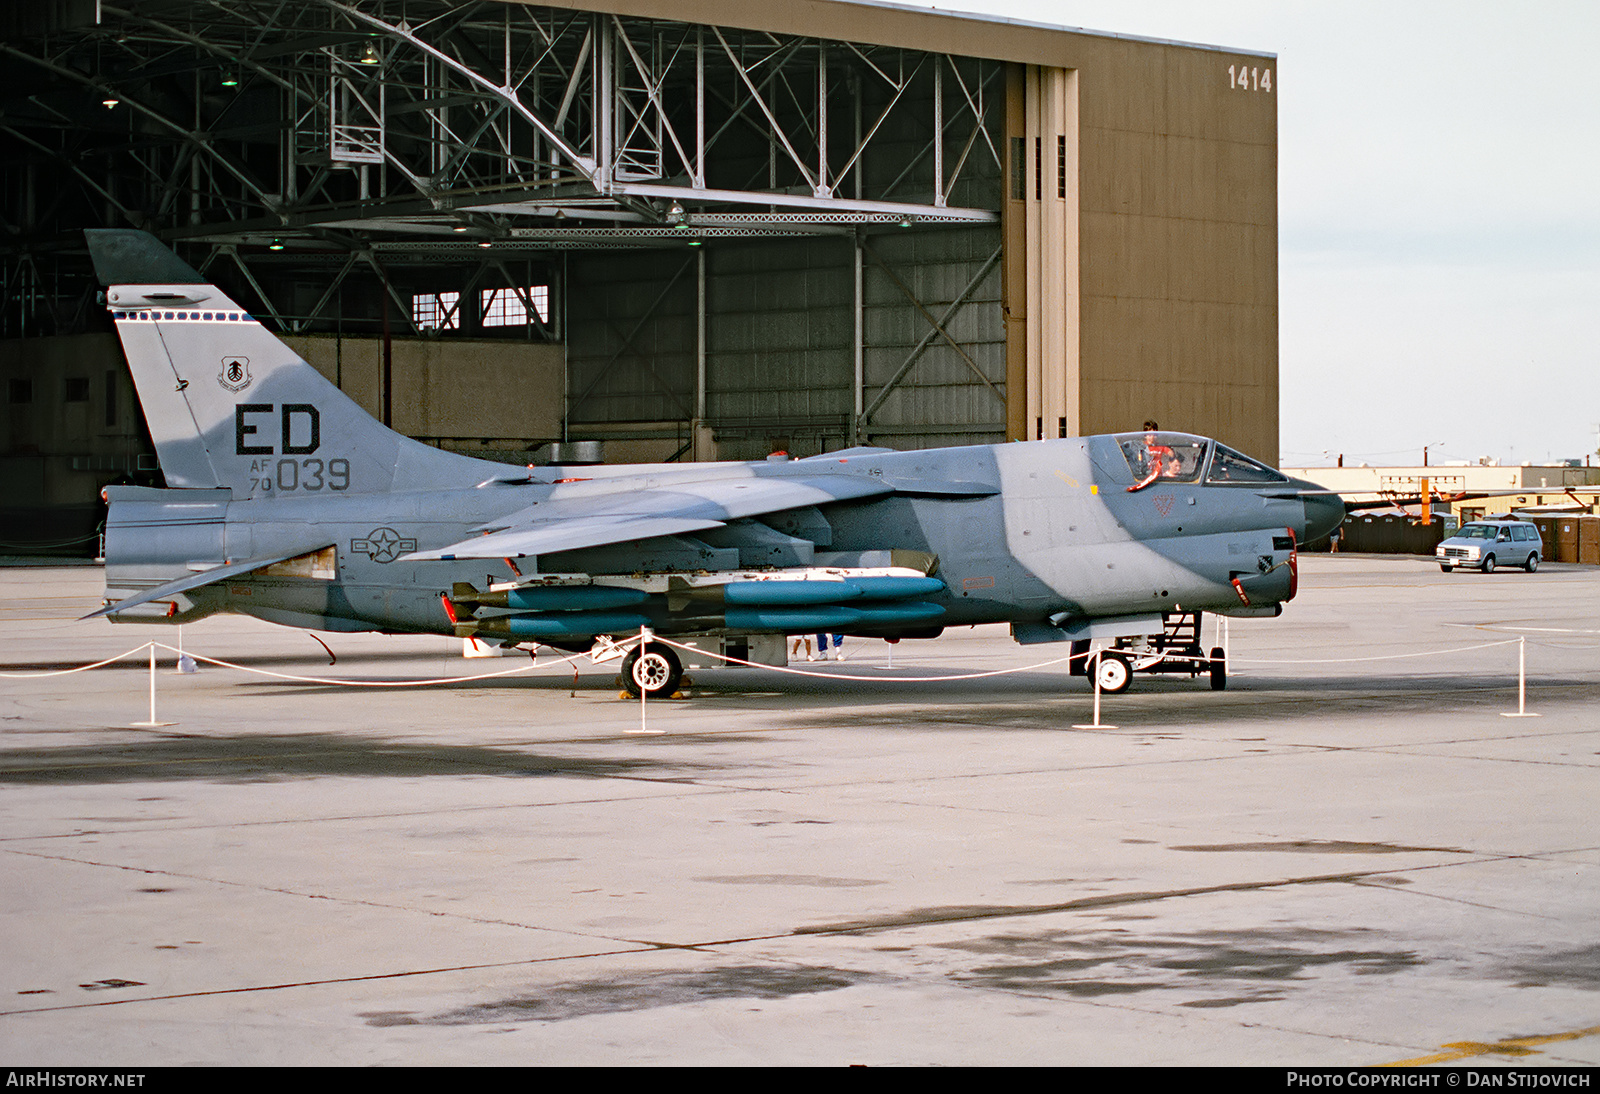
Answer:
352, 527, 418, 563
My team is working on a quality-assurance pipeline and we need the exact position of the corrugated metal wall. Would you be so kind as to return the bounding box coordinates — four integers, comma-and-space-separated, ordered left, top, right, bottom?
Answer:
563, 50, 1007, 460
564, 225, 1004, 459
860, 226, 1004, 451
706, 239, 854, 449
564, 249, 699, 429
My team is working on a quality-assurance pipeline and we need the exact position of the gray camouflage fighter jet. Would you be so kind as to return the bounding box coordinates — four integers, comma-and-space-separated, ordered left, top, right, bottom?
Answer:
84, 229, 1342, 696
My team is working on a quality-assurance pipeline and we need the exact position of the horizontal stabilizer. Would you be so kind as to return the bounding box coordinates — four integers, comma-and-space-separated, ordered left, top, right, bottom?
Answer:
83, 545, 335, 620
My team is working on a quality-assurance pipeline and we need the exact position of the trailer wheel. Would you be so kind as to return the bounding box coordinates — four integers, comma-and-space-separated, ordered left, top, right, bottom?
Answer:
1209, 646, 1227, 691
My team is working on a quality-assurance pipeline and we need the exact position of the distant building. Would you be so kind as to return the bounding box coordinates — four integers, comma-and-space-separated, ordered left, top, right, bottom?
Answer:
1280, 463, 1600, 509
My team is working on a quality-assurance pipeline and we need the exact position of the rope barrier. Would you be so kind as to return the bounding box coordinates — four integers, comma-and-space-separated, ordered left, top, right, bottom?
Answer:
1230, 640, 1521, 665
0, 644, 156, 678
0, 640, 587, 684
0, 634, 1555, 685
651, 634, 1090, 683
146, 642, 590, 688
0, 629, 1558, 728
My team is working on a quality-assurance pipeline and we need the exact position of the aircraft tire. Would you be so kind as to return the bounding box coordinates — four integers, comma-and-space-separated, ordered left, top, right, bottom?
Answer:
621, 642, 683, 699
1526, 553, 1539, 573
1209, 647, 1227, 691
1090, 651, 1132, 695
1481, 555, 1496, 574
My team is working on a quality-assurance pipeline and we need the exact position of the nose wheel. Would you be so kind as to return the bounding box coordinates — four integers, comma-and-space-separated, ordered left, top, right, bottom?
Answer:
620, 642, 683, 699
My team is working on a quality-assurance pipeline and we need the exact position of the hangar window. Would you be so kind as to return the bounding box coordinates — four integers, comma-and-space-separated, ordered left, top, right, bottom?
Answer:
64, 377, 90, 402
412, 292, 460, 331
480, 285, 550, 327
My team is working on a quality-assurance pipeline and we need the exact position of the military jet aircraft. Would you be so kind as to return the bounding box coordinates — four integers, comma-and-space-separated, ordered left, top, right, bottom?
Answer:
84, 229, 1343, 697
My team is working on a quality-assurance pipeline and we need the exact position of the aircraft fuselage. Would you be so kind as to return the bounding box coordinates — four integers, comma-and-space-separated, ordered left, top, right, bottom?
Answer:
103, 435, 1334, 642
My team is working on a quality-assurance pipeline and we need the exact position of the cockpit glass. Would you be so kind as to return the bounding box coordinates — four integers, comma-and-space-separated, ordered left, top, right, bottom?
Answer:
1205, 445, 1289, 485
1118, 433, 1208, 487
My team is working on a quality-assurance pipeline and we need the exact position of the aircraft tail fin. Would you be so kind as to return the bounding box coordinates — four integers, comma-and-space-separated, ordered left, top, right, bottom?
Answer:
88, 229, 489, 496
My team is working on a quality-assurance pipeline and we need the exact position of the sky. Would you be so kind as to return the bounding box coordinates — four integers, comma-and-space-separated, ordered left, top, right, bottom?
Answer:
905, 0, 1600, 467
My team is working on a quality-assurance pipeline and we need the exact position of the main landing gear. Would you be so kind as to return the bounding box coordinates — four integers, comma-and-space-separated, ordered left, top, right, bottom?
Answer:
618, 641, 684, 699
1069, 612, 1227, 696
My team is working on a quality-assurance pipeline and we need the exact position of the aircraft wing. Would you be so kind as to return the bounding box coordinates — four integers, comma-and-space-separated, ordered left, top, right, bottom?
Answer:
403, 474, 896, 561
414, 514, 729, 561
875, 477, 999, 498
81, 546, 336, 620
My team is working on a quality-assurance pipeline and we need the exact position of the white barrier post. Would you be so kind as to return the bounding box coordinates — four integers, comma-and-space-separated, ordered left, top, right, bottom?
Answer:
1501, 635, 1540, 718
1073, 650, 1117, 730
133, 643, 175, 727
627, 626, 664, 735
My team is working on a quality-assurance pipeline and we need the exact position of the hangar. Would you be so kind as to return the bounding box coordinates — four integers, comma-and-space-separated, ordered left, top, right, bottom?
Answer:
0, 0, 1278, 551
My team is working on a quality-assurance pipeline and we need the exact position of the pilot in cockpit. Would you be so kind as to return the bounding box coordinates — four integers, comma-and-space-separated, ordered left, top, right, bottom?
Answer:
1129, 421, 1174, 491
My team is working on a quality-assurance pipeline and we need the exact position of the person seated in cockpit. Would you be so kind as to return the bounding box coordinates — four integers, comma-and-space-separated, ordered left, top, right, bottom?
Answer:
1129, 423, 1173, 491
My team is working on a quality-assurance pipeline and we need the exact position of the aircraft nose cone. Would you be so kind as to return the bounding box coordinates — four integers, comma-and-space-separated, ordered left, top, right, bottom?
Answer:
1296, 480, 1346, 543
